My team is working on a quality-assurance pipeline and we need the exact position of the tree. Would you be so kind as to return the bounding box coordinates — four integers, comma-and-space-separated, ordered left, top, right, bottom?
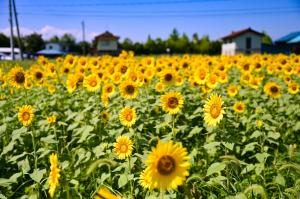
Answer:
22, 33, 45, 55
49, 35, 60, 43
60, 33, 77, 52
199, 35, 211, 54
0, 33, 10, 47
262, 31, 272, 45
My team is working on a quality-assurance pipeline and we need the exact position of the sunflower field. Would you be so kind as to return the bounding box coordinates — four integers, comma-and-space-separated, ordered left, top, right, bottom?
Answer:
0, 52, 300, 199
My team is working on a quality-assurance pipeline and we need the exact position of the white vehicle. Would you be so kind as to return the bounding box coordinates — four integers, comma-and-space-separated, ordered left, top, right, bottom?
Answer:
0, 47, 22, 60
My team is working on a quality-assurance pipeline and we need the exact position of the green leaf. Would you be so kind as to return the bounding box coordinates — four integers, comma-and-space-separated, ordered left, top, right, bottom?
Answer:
255, 152, 270, 163
21, 157, 31, 174
267, 132, 280, 140
250, 131, 262, 139
188, 126, 202, 138
118, 174, 128, 188
29, 169, 46, 183
206, 162, 226, 176
1, 141, 15, 156
293, 121, 300, 131
41, 135, 58, 144
241, 164, 255, 175
242, 142, 258, 156
274, 174, 285, 186
222, 142, 234, 151
203, 142, 220, 151
78, 125, 94, 143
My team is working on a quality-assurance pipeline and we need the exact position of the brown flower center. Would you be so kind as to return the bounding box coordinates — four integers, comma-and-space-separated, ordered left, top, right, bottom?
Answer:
120, 145, 128, 153
164, 73, 173, 82
210, 104, 221, 119
35, 72, 43, 79
270, 86, 279, 93
106, 87, 113, 93
15, 72, 25, 84
125, 85, 135, 94
22, 112, 30, 121
121, 66, 128, 74
168, 97, 179, 109
125, 113, 133, 121
157, 155, 176, 175
89, 79, 97, 87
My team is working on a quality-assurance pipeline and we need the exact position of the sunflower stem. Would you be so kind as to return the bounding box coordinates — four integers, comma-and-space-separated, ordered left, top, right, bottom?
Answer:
160, 189, 165, 199
31, 128, 37, 170
128, 157, 134, 198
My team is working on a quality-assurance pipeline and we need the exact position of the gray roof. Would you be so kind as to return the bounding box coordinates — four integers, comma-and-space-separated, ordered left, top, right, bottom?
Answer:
36, 49, 66, 55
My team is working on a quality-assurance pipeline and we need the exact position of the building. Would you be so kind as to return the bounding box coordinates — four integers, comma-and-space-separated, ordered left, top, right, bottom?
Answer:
36, 43, 66, 57
221, 28, 264, 55
269, 31, 300, 54
0, 47, 22, 60
94, 31, 120, 55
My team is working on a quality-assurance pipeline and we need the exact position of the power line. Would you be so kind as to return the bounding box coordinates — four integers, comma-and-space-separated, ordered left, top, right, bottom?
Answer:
3, 6, 298, 14
14, 0, 232, 7
1, 8, 299, 18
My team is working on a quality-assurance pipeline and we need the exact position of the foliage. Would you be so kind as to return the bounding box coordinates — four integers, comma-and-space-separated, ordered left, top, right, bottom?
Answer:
0, 53, 299, 198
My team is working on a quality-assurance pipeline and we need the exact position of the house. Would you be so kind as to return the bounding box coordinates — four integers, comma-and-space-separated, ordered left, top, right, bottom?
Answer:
94, 31, 120, 55
36, 43, 67, 57
221, 28, 264, 55
0, 47, 22, 60
261, 31, 300, 55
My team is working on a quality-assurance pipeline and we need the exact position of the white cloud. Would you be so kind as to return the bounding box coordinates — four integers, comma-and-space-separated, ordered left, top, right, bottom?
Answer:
0, 25, 98, 41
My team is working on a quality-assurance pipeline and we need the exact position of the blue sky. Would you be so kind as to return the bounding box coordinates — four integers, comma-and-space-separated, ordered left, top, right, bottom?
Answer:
1, 0, 300, 42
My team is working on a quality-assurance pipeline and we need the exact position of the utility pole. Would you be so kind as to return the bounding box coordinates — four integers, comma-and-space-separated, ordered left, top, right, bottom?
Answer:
9, 0, 15, 60
12, 0, 24, 60
81, 21, 86, 55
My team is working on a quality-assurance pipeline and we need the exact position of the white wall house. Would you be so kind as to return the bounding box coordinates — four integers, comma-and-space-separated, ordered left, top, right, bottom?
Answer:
94, 31, 119, 55
221, 28, 263, 55
0, 47, 21, 60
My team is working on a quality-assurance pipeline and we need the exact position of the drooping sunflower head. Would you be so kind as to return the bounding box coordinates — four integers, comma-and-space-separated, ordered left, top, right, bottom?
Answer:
204, 94, 225, 127
100, 111, 110, 123
233, 101, 246, 114
161, 91, 184, 115
113, 135, 133, 160
119, 107, 137, 127
9, 67, 26, 88
120, 81, 138, 99
94, 186, 121, 199
48, 153, 60, 198
18, 105, 34, 126
143, 140, 190, 190
263, 81, 281, 98
83, 74, 101, 92
66, 74, 78, 93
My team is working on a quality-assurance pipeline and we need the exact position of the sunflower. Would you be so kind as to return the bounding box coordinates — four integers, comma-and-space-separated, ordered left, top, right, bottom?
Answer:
103, 83, 115, 97
83, 74, 101, 92
47, 115, 57, 124
101, 94, 110, 107
155, 82, 165, 93
9, 67, 26, 88
31, 67, 45, 83
256, 120, 263, 128
100, 111, 110, 123
233, 101, 246, 114
160, 69, 176, 85
264, 82, 281, 98
48, 84, 56, 94
94, 187, 121, 199
119, 107, 137, 127
161, 92, 184, 115
288, 82, 299, 95
194, 67, 208, 85
139, 168, 153, 190
48, 153, 60, 198
18, 105, 34, 126
227, 85, 239, 97
142, 140, 190, 190
66, 74, 78, 93
114, 135, 133, 160
119, 81, 139, 99
204, 94, 225, 127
